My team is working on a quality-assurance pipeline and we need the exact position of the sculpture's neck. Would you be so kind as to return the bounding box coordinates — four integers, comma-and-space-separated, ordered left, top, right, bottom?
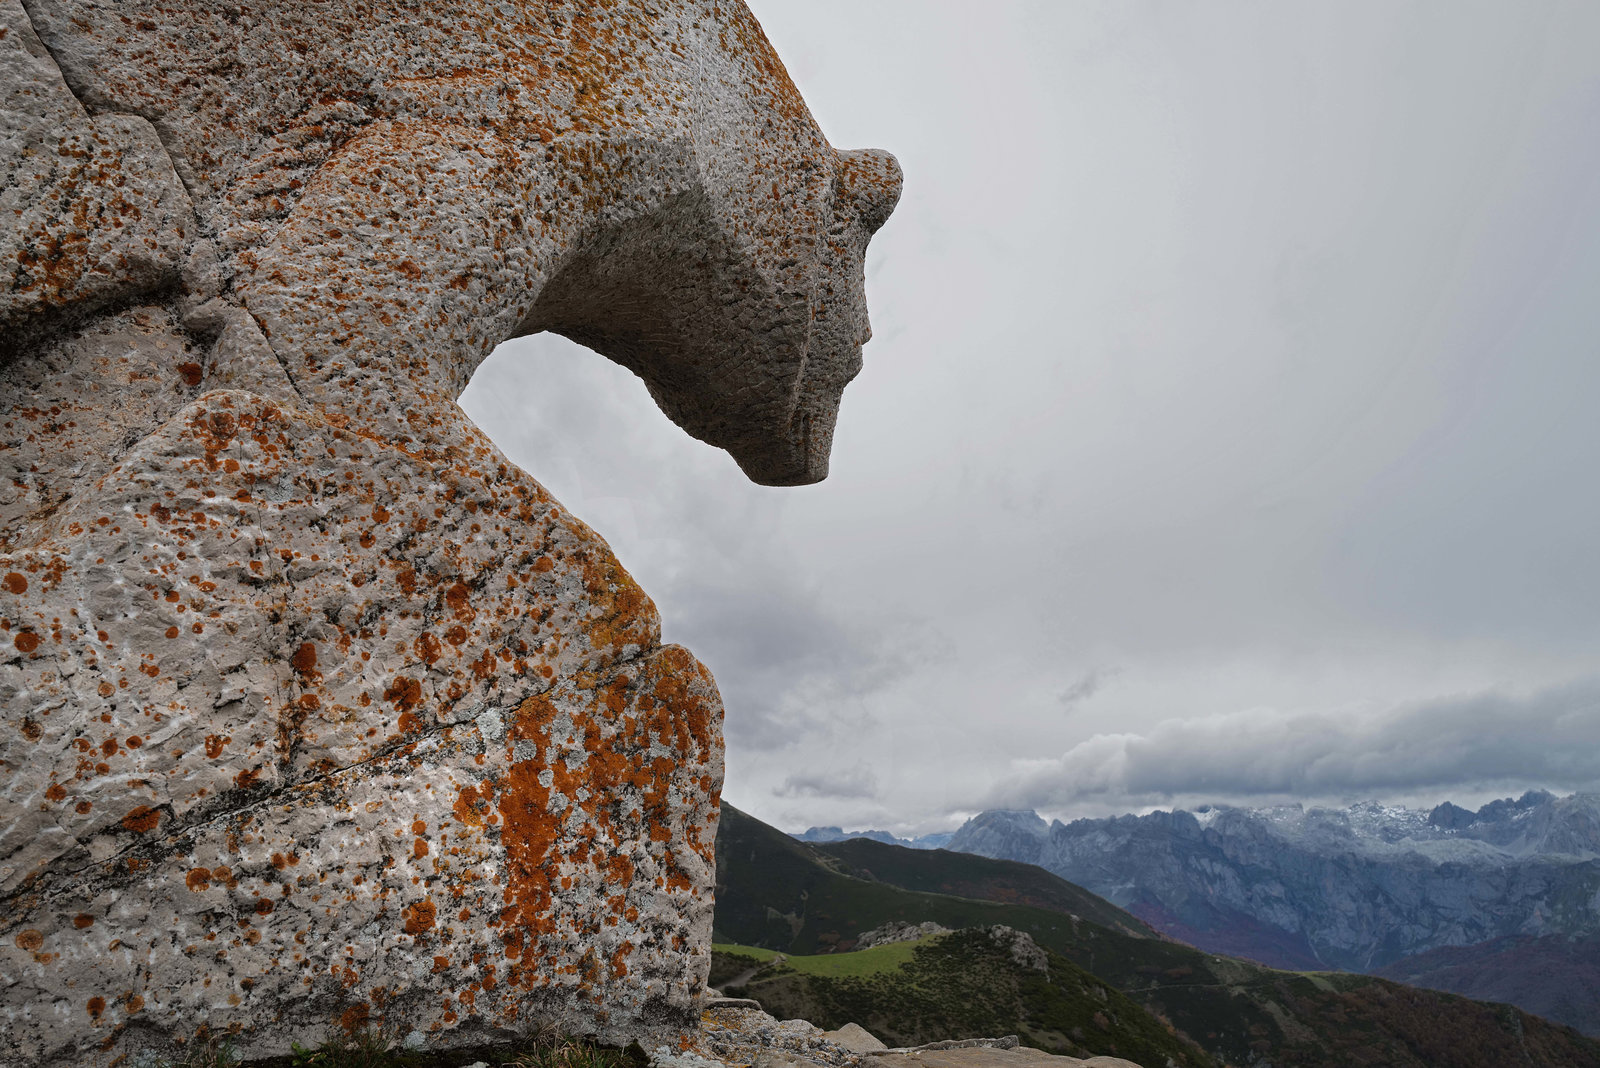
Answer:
226, 123, 610, 447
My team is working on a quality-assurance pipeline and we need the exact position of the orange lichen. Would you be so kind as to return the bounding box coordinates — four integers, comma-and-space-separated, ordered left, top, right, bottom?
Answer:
444, 581, 475, 621
385, 676, 423, 711
338, 1004, 371, 1034
495, 753, 561, 943
402, 900, 437, 935
291, 641, 320, 678
453, 783, 489, 829
609, 941, 633, 979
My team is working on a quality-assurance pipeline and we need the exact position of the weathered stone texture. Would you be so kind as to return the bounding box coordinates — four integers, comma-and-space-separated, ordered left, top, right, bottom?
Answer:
0, 1, 194, 344
0, 0, 898, 1064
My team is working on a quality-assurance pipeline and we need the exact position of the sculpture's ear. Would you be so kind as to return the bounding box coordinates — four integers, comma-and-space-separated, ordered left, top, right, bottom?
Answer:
836, 148, 903, 236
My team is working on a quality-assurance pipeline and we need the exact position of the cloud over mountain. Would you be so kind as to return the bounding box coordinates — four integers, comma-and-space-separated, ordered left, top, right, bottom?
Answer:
988, 677, 1600, 811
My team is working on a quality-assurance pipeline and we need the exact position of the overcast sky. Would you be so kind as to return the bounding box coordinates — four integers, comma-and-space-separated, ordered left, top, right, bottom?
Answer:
462, 1, 1600, 834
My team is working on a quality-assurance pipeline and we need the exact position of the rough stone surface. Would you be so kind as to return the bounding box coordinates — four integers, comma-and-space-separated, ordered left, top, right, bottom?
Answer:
983, 927, 1048, 975
852, 921, 950, 951
877, 1053, 1143, 1068
681, 1004, 865, 1068
0, 0, 194, 350
0, 1, 899, 1065
821, 1023, 887, 1054
670, 1007, 1143, 1068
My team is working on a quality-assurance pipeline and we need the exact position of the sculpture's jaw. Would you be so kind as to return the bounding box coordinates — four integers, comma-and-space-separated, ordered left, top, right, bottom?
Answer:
740, 461, 828, 488
733, 433, 831, 486
726, 374, 849, 486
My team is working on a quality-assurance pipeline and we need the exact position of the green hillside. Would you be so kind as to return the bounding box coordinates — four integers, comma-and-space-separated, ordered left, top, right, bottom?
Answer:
714, 804, 1600, 1068
713, 935, 937, 978
713, 930, 1215, 1068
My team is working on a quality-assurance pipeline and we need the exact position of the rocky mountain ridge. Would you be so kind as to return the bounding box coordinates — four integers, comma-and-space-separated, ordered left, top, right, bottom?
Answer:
794, 826, 955, 850
945, 792, 1600, 974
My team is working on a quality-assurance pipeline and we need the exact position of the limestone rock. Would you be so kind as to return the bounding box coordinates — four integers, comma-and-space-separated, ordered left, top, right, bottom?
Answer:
822, 1023, 888, 1053
854, 920, 950, 950
0, 1, 899, 1065
0, 1, 195, 350
686, 1006, 1145, 1068
688, 1003, 861, 1068
874, 1053, 1145, 1068
984, 926, 1049, 974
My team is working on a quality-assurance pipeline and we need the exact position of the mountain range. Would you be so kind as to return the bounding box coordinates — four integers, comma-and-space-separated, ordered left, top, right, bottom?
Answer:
938, 790, 1600, 1033
793, 825, 954, 850
717, 803, 1600, 1066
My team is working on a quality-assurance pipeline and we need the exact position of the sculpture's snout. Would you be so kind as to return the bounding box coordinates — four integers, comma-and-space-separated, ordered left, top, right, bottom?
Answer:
731, 393, 843, 487
731, 149, 899, 487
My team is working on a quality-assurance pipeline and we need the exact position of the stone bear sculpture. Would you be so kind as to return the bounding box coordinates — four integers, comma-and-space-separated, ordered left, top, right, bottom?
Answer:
0, 0, 900, 1064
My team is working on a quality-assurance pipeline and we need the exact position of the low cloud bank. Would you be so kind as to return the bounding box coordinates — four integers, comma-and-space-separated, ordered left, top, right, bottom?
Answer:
986, 676, 1600, 812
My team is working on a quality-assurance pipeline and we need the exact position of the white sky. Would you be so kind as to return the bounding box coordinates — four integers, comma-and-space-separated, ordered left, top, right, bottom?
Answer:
462, 1, 1600, 834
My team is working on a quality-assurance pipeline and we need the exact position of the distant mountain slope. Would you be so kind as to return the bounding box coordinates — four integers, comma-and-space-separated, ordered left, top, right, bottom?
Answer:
811, 834, 1154, 936
714, 803, 1600, 1068
793, 825, 954, 850
714, 803, 1156, 949
1376, 934, 1600, 1036
946, 792, 1600, 972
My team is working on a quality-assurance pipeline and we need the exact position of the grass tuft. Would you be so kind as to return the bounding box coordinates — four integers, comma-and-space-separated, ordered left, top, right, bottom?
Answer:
506, 1036, 638, 1068
159, 1032, 241, 1068
155, 1027, 643, 1068
289, 1029, 393, 1068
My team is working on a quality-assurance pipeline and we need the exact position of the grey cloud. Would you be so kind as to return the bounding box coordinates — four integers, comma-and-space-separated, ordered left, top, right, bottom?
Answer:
776, 764, 880, 801
1059, 668, 1114, 708
988, 677, 1600, 813
679, 580, 942, 754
